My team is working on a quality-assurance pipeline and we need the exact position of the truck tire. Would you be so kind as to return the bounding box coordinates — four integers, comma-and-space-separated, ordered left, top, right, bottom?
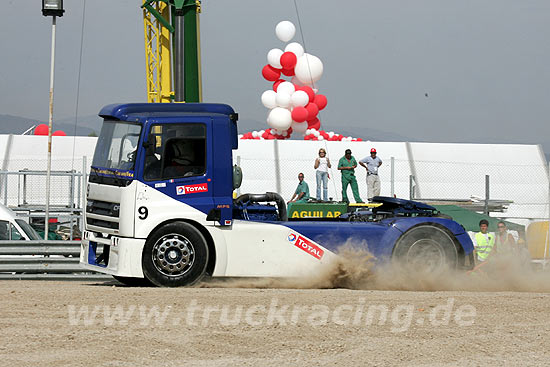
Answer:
142, 222, 209, 287
392, 224, 459, 273
112, 275, 153, 287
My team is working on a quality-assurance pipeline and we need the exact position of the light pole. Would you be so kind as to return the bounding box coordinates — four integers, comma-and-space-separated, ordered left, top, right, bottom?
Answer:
42, 0, 64, 240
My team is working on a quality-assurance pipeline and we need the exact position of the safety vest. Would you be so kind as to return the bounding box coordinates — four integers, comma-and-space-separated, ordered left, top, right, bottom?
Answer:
474, 232, 495, 261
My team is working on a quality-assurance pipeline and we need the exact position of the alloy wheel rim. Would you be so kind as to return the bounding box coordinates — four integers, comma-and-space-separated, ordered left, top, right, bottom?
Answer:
152, 234, 195, 277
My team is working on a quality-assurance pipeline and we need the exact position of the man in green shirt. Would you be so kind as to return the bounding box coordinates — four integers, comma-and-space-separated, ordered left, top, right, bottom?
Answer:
338, 149, 363, 203
289, 172, 310, 203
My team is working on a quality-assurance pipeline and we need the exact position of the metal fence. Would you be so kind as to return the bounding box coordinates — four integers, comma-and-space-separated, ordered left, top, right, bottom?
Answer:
0, 240, 109, 280
235, 155, 550, 224
0, 157, 87, 208
0, 157, 87, 240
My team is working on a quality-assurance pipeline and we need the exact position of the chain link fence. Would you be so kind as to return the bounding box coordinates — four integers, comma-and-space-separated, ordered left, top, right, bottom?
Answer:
235, 155, 550, 222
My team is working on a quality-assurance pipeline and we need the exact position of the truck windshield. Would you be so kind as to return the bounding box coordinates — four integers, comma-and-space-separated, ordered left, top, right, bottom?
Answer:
90, 120, 142, 186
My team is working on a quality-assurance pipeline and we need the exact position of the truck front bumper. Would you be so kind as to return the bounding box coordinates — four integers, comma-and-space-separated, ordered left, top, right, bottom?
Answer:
80, 232, 146, 278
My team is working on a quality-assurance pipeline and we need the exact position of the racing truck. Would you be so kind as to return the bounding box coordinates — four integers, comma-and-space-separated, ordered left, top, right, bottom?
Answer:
80, 103, 475, 287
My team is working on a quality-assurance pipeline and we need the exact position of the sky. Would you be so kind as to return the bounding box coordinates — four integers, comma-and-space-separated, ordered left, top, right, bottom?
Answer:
1, 0, 549, 152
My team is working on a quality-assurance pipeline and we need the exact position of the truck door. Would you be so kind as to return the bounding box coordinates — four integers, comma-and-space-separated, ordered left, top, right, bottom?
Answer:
139, 122, 216, 216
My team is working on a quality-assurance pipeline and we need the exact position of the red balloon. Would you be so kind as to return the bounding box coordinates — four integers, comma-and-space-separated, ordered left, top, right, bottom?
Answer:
313, 94, 328, 110
307, 118, 321, 130
305, 103, 319, 121
301, 86, 315, 103
281, 68, 295, 77
53, 130, 66, 136
356, 138, 363, 142
291, 106, 308, 122
272, 79, 285, 91
280, 52, 298, 69
34, 124, 49, 135
262, 64, 281, 82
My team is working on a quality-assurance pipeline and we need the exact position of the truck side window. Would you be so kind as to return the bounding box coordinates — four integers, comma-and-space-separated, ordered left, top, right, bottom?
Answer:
144, 124, 206, 181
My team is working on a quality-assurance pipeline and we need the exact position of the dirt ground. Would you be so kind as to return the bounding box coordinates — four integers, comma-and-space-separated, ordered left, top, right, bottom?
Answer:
1, 280, 549, 367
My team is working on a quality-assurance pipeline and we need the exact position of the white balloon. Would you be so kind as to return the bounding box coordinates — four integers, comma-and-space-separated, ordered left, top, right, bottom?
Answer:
267, 107, 292, 130
284, 42, 304, 58
275, 92, 291, 108
275, 21, 295, 42
290, 90, 309, 107
267, 48, 283, 69
260, 130, 265, 135
291, 121, 308, 134
277, 81, 295, 96
328, 131, 335, 138
313, 130, 320, 137
291, 76, 306, 87
295, 53, 324, 84
252, 131, 259, 138
261, 90, 278, 109
318, 135, 324, 141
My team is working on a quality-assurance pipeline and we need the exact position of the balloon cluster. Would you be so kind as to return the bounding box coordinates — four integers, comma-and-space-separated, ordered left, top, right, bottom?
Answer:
240, 21, 325, 140
240, 21, 361, 142
239, 128, 292, 140
303, 129, 363, 142
34, 123, 66, 136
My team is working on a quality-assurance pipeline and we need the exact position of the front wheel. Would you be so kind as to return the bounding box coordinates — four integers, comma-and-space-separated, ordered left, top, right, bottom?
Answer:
392, 224, 459, 273
113, 275, 153, 287
142, 222, 209, 287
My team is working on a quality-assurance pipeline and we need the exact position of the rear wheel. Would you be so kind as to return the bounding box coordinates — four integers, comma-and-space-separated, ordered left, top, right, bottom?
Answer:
392, 224, 459, 273
142, 222, 209, 287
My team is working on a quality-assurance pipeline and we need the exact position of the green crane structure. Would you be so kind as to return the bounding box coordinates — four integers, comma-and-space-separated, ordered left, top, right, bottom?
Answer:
141, 0, 202, 103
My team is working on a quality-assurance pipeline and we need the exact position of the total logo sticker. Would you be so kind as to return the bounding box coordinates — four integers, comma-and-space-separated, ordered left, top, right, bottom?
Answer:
176, 183, 208, 195
287, 232, 324, 260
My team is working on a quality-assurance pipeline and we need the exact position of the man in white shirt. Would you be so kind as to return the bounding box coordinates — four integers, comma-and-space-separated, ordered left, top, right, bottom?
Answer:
359, 148, 382, 200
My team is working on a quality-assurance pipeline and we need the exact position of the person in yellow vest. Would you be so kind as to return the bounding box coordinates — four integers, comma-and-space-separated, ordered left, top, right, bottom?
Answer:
474, 219, 495, 263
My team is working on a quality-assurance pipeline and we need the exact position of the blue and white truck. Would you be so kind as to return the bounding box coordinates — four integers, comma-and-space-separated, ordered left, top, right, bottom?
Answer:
80, 103, 474, 287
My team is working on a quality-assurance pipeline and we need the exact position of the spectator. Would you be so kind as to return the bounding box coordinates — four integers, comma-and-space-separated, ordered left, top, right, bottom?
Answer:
359, 148, 382, 201
314, 148, 331, 201
289, 173, 310, 203
495, 221, 516, 253
338, 149, 363, 203
474, 219, 495, 263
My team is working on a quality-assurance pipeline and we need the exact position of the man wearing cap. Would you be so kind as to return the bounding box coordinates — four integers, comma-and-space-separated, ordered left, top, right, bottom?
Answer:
338, 149, 363, 203
359, 148, 383, 201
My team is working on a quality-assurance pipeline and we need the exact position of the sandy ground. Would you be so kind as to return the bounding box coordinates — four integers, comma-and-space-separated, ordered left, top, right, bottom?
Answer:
1, 280, 550, 367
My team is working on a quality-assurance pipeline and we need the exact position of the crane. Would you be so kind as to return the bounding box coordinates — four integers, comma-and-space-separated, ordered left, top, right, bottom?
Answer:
141, 0, 202, 103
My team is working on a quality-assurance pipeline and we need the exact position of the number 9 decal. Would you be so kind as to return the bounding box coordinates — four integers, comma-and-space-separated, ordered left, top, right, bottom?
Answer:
138, 206, 148, 220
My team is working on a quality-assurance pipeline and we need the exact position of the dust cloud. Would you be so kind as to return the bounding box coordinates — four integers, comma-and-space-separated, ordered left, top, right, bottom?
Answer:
202, 240, 550, 292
